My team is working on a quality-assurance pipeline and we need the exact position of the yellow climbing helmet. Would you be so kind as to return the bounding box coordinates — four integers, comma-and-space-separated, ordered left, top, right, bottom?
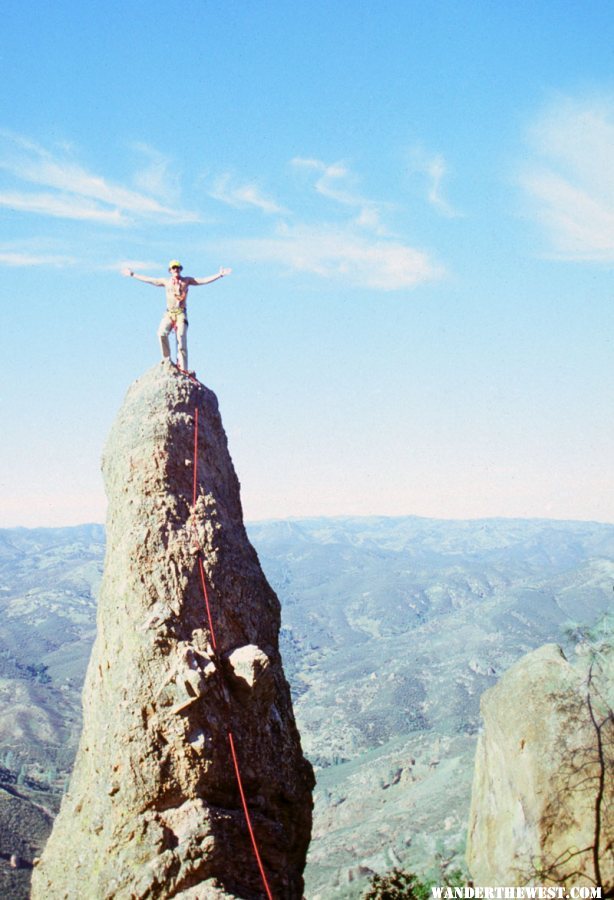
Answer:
168, 259, 183, 270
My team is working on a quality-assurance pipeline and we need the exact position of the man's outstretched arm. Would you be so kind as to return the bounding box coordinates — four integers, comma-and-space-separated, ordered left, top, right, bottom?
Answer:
186, 267, 232, 286
122, 268, 165, 286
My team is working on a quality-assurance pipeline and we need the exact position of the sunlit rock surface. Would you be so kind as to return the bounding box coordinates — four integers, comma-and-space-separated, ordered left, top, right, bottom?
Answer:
31, 362, 314, 899
467, 643, 613, 891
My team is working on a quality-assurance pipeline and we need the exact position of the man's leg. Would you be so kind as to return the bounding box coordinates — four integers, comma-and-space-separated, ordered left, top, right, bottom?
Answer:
157, 314, 173, 360
176, 318, 188, 371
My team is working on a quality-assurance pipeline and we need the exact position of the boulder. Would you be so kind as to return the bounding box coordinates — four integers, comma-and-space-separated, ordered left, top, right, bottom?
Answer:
467, 643, 613, 890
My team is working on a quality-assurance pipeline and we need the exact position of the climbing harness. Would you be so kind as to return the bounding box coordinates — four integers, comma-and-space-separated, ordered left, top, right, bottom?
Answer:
165, 307, 187, 334
188, 390, 274, 900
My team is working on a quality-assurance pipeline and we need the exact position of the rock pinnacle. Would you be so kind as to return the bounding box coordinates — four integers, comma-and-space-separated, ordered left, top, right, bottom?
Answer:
32, 362, 314, 899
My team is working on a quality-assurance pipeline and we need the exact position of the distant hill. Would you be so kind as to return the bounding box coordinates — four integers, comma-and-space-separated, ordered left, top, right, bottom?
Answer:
0, 525, 102, 899
0, 517, 613, 898
248, 516, 614, 895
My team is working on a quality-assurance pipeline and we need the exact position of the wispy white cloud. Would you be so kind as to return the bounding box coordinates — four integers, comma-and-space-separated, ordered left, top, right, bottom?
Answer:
102, 258, 161, 273
521, 96, 614, 260
408, 146, 462, 218
0, 131, 199, 225
292, 157, 360, 205
0, 191, 126, 223
291, 157, 388, 233
210, 173, 286, 214
207, 156, 444, 289
0, 250, 76, 267
130, 142, 181, 205
521, 169, 614, 259
225, 223, 443, 291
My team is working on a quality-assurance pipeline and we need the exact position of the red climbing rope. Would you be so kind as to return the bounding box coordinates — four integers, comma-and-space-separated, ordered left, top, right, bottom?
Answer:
191, 399, 274, 900
228, 730, 274, 900
197, 556, 218, 653
175, 365, 200, 385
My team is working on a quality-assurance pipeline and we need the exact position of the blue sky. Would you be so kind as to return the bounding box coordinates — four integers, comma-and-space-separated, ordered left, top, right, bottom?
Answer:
1, 0, 614, 527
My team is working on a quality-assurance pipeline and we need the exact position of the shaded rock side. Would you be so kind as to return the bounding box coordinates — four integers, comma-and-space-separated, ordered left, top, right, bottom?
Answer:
466, 643, 613, 891
31, 362, 314, 900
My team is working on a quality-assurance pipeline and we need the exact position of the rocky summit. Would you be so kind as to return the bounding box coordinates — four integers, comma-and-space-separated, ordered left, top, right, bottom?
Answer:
31, 361, 314, 900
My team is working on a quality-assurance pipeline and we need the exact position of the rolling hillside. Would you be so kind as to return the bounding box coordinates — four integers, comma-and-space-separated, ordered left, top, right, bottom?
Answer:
0, 517, 612, 897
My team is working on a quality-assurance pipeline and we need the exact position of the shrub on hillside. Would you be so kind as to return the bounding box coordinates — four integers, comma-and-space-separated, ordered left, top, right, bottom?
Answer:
364, 867, 465, 900
363, 868, 432, 900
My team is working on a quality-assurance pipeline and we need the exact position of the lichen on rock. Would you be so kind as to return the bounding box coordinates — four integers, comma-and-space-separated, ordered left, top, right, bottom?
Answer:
31, 361, 314, 899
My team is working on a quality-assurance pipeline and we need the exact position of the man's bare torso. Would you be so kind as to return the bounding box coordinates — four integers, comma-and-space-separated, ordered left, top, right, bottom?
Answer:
164, 276, 192, 311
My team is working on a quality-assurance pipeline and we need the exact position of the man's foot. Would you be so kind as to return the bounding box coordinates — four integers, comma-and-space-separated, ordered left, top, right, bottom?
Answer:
175, 364, 196, 377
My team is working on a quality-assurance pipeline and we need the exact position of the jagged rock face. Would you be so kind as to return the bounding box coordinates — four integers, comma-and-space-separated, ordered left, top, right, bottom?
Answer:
466, 643, 613, 891
31, 362, 314, 900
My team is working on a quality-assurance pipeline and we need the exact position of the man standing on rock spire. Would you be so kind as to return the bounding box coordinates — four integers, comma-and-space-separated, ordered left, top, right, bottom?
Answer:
122, 260, 231, 373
